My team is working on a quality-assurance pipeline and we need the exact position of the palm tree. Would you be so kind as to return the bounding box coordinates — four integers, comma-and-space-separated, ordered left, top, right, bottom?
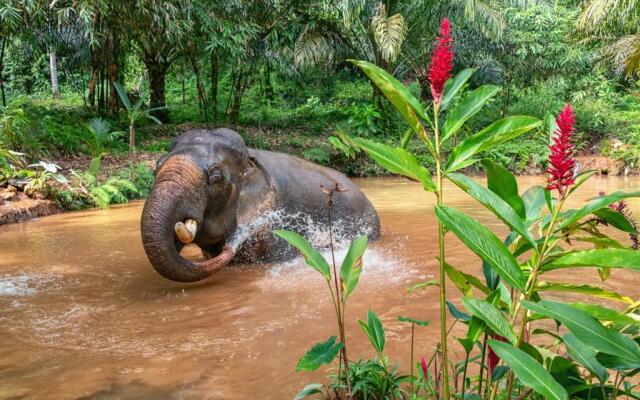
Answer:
578, 0, 640, 76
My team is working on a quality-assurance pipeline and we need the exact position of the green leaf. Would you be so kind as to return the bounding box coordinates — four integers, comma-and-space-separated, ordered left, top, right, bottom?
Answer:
442, 85, 500, 142
447, 173, 537, 250
440, 68, 474, 111
555, 191, 640, 231
349, 60, 430, 134
294, 384, 324, 400
444, 262, 472, 296
571, 303, 639, 326
522, 185, 546, 222
435, 205, 526, 290
407, 279, 438, 293
114, 81, 131, 111
462, 297, 517, 344
296, 336, 344, 372
564, 333, 609, 383
482, 159, 526, 219
354, 138, 435, 191
522, 300, 640, 362
446, 301, 471, 321
596, 353, 640, 370
359, 311, 385, 354
594, 208, 638, 233
397, 316, 430, 327
545, 248, 640, 271
340, 236, 368, 300
488, 340, 568, 400
536, 282, 633, 304
273, 230, 330, 280
446, 116, 541, 172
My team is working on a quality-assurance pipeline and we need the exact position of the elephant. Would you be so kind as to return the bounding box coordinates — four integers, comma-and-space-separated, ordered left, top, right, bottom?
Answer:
141, 128, 380, 282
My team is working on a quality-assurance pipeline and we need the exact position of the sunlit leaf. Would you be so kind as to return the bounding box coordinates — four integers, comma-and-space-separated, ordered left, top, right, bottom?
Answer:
446, 116, 541, 172
482, 159, 526, 219
273, 230, 330, 280
435, 205, 526, 290
358, 310, 385, 354
440, 68, 474, 112
555, 191, 640, 231
536, 282, 633, 304
340, 236, 368, 300
397, 316, 430, 327
294, 384, 324, 400
447, 173, 537, 250
545, 248, 640, 271
463, 297, 516, 344
354, 138, 435, 191
442, 85, 500, 142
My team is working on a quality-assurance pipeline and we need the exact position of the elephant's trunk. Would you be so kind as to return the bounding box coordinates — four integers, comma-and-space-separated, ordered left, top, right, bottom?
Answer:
141, 155, 235, 282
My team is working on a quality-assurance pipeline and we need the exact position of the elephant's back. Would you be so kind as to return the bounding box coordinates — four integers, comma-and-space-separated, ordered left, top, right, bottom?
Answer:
249, 149, 379, 237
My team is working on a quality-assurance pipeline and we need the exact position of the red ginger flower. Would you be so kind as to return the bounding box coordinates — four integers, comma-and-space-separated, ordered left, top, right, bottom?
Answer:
420, 357, 428, 378
487, 335, 508, 375
428, 18, 454, 103
546, 103, 576, 197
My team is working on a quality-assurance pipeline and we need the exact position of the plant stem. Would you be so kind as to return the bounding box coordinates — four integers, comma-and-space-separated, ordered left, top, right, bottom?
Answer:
410, 322, 415, 397
478, 334, 488, 396
433, 101, 450, 399
506, 195, 567, 398
460, 352, 469, 397
325, 184, 352, 397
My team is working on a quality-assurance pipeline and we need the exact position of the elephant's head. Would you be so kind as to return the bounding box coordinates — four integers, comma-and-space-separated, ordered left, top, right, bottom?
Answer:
141, 128, 254, 282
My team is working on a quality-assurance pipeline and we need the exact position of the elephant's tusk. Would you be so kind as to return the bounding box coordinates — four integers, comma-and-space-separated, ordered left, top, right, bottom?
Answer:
175, 219, 198, 244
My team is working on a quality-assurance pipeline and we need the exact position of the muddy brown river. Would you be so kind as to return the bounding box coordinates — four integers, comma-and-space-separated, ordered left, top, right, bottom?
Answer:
1, 176, 638, 399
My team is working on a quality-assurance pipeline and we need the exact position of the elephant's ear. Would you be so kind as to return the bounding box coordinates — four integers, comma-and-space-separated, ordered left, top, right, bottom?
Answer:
242, 157, 257, 180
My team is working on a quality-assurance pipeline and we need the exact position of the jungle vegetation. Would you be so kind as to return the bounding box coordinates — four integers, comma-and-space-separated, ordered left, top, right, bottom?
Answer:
1, 0, 640, 182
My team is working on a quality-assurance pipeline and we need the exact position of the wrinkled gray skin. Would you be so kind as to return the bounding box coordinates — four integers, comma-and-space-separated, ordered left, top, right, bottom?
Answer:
141, 128, 380, 282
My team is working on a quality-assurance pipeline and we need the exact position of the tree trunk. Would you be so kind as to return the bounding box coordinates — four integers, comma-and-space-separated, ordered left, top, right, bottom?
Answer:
88, 50, 98, 110
210, 51, 219, 125
145, 60, 169, 122
229, 72, 247, 127
0, 39, 6, 107
49, 47, 61, 99
129, 123, 135, 151
188, 44, 208, 122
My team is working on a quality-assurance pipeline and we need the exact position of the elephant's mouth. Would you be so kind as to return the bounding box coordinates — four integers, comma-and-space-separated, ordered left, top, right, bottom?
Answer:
174, 218, 236, 274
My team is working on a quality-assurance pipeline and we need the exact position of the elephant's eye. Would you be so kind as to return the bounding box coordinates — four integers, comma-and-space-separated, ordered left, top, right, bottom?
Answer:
209, 168, 223, 184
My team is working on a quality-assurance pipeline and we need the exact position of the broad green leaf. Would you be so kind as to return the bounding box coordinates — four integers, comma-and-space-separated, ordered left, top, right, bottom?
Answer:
444, 262, 472, 296
294, 384, 324, 400
446, 116, 541, 172
435, 205, 526, 290
114, 81, 131, 110
349, 60, 430, 134
462, 297, 516, 344
555, 191, 640, 231
564, 333, 609, 383
273, 230, 330, 280
340, 236, 368, 300
545, 248, 640, 271
596, 353, 640, 370
488, 340, 568, 400
397, 316, 430, 327
399, 128, 414, 149
446, 301, 471, 321
571, 303, 640, 326
442, 85, 500, 142
296, 336, 344, 372
482, 159, 526, 219
536, 282, 633, 304
447, 173, 537, 250
522, 300, 640, 362
353, 138, 435, 191
522, 185, 546, 222
460, 316, 485, 353
594, 208, 638, 233
358, 310, 385, 354
440, 68, 474, 111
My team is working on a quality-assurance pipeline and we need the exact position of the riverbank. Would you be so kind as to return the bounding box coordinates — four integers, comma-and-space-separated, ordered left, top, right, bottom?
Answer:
1, 120, 638, 226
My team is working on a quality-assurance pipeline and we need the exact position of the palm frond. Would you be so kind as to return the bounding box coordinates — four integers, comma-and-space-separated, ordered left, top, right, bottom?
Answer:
371, 3, 406, 63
